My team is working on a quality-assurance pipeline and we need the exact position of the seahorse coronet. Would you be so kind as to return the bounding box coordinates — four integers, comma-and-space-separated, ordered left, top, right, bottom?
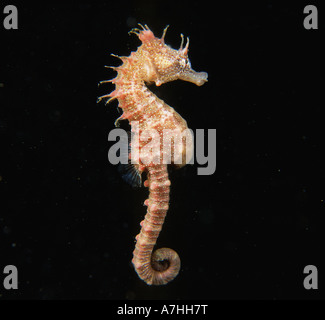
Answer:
100, 24, 208, 285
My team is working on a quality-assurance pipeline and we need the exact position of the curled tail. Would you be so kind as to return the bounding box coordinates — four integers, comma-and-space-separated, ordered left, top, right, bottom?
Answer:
132, 164, 181, 285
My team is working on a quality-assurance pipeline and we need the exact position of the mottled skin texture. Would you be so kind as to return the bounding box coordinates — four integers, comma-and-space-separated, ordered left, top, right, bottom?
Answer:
99, 24, 208, 285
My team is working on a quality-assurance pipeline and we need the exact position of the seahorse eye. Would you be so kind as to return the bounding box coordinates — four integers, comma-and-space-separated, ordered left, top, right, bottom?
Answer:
178, 57, 192, 71
179, 57, 187, 68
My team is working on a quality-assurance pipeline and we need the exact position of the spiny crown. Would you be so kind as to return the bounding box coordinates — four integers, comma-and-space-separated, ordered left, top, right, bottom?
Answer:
130, 24, 208, 87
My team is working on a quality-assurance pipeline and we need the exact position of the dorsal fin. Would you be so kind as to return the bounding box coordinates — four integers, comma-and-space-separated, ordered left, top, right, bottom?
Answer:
117, 131, 142, 188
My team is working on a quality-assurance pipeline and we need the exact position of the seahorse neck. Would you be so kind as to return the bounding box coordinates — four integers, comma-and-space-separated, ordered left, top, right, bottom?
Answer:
115, 64, 164, 124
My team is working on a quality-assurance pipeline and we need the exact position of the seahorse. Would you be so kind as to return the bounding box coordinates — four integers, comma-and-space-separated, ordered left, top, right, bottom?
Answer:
98, 24, 208, 285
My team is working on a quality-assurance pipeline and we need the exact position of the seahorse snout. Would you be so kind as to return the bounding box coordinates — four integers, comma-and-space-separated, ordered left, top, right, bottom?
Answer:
179, 69, 208, 86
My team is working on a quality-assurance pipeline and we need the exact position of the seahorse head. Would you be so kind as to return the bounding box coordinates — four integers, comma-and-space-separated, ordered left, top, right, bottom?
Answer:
133, 24, 208, 87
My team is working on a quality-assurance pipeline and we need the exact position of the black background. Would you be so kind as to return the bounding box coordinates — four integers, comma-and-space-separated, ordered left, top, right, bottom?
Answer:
0, 1, 324, 300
